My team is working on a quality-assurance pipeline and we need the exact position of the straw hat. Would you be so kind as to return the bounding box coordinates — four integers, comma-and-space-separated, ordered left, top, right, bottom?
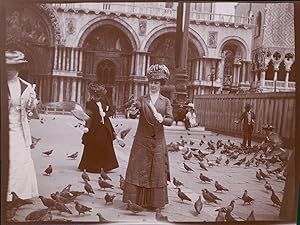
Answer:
187, 103, 194, 108
5, 50, 28, 64
146, 64, 170, 81
87, 80, 107, 97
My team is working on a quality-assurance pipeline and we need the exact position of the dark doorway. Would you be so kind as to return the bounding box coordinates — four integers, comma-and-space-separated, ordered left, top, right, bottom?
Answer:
96, 59, 116, 104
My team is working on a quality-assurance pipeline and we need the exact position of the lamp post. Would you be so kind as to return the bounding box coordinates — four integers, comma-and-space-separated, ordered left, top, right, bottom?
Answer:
210, 66, 215, 94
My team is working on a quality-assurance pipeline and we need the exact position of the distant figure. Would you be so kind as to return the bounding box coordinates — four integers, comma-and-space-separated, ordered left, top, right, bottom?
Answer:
123, 64, 173, 210
78, 80, 119, 173
234, 103, 256, 147
185, 103, 198, 130
6, 50, 39, 201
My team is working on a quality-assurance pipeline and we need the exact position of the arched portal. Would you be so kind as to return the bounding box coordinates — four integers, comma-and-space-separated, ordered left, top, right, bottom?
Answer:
148, 32, 200, 81
82, 24, 134, 106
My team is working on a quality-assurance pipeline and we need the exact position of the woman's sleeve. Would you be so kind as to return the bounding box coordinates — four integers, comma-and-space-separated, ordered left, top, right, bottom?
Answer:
85, 101, 93, 129
162, 98, 173, 126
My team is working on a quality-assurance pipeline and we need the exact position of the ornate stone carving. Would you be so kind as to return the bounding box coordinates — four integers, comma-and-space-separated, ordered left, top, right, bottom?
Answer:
139, 19, 147, 36
66, 18, 76, 35
6, 8, 49, 45
258, 48, 272, 71
38, 4, 65, 45
284, 52, 294, 71
208, 31, 217, 48
271, 51, 283, 71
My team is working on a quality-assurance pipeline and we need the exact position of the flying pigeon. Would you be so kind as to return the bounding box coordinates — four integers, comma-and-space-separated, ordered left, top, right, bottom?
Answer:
42, 149, 53, 156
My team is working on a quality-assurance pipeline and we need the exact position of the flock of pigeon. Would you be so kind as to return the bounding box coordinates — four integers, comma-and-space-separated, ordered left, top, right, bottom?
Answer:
165, 134, 288, 222
6, 116, 289, 223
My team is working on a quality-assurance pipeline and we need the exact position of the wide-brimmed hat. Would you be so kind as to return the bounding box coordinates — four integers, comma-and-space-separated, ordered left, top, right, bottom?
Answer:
245, 103, 252, 110
146, 64, 170, 81
6, 50, 28, 64
87, 80, 107, 96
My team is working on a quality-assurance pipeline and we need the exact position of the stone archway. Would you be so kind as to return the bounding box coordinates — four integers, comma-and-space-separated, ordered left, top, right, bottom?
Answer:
5, 4, 57, 76
81, 23, 134, 107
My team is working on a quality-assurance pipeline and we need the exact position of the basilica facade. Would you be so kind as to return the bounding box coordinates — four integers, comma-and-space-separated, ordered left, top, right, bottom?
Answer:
5, 2, 295, 109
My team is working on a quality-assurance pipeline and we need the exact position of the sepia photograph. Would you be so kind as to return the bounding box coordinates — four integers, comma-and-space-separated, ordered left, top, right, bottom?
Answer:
1, 1, 298, 224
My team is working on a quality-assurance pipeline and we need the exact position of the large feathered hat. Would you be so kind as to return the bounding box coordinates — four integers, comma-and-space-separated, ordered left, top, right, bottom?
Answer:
6, 50, 28, 64
87, 80, 107, 96
146, 64, 170, 81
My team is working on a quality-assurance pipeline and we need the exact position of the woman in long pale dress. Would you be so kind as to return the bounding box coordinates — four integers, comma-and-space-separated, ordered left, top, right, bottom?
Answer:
122, 64, 173, 210
6, 50, 38, 201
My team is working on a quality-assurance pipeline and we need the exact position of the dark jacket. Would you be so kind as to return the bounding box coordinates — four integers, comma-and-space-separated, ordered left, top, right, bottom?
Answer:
238, 111, 255, 132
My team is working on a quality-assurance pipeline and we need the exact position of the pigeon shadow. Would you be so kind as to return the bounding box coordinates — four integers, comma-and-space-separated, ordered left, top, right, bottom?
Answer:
123, 212, 145, 216
174, 200, 192, 205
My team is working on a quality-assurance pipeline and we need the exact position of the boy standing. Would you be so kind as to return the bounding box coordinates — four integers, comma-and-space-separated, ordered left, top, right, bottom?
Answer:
234, 103, 255, 147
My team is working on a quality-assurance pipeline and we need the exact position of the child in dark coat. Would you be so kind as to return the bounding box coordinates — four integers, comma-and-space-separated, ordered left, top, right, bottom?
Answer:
234, 103, 256, 147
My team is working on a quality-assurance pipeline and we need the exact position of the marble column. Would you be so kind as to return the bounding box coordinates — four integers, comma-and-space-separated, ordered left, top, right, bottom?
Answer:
53, 46, 58, 70
130, 53, 135, 75
284, 71, 289, 88
78, 49, 83, 72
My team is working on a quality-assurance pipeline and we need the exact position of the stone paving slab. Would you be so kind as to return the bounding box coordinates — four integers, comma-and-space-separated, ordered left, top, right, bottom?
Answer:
7, 115, 287, 223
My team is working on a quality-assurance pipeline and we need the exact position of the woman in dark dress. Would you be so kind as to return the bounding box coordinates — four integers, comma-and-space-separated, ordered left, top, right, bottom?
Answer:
78, 80, 119, 173
122, 64, 173, 210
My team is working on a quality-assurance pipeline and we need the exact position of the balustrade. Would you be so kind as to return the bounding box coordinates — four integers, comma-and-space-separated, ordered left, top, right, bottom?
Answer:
52, 3, 254, 25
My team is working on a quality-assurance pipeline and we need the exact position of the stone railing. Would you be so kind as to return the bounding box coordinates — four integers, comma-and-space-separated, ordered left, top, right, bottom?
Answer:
260, 80, 295, 92
52, 3, 254, 25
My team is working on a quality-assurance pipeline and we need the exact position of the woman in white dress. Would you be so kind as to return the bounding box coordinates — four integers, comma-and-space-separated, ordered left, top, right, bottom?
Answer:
6, 50, 39, 201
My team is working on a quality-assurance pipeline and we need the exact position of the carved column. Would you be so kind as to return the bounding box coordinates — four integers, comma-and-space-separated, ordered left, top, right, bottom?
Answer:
284, 53, 294, 88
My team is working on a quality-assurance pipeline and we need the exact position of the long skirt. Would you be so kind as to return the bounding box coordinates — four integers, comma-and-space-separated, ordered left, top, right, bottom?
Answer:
123, 135, 170, 208
78, 126, 119, 173
7, 125, 38, 201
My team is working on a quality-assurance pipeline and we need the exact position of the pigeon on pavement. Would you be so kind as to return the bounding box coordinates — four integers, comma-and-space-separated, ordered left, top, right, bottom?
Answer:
67, 152, 78, 160
104, 193, 115, 204
270, 188, 281, 207
98, 177, 114, 190
155, 208, 169, 222
44, 165, 53, 176
74, 201, 92, 215
194, 196, 203, 215
200, 173, 213, 183
177, 188, 192, 202
265, 181, 272, 192
241, 190, 254, 204
127, 200, 144, 214
202, 189, 218, 204
246, 210, 255, 221
173, 177, 183, 188
39, 196, 56, 208
84, 180, 95, 194
119, 175, 125, 190
81, 169, 90, 182
183, 163, 194, 172
204, 189, 222, 201
97, 212, 109, 222
199, 161, 208, 171
100, 168, 112, 181
25, 208, 52, 221
215, 208, 225, 221
215, 181, 229, 192
55, 201, 73, 214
